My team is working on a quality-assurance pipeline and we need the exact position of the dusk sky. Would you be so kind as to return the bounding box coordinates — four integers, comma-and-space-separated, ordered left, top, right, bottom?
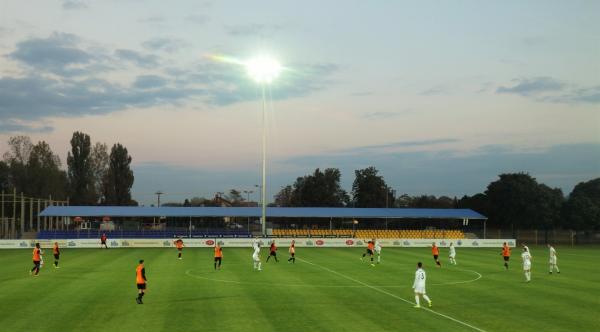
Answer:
1, 0, 599, 205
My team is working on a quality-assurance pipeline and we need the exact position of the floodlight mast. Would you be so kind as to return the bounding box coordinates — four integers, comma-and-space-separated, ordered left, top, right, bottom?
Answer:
245, 55, 281, 237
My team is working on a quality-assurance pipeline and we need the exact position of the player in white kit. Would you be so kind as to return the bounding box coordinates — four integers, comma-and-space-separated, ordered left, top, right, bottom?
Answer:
521, 246, 532, 282
548, 244, 560, 274
374, 239, 382, 264
412, 262, 432, 308
252, 239, 262, 271
448, 242, 457, 265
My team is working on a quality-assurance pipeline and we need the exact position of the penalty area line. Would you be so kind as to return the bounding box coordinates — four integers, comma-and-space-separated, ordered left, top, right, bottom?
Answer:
297, 258, 487, 332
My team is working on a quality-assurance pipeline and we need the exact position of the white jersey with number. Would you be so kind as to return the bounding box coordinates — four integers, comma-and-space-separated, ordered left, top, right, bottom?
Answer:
549, 247, 557, 264
522, 251, 532, 269
375, 241, 382, 254
413, 268, 427, 293
449, 245, 456, 258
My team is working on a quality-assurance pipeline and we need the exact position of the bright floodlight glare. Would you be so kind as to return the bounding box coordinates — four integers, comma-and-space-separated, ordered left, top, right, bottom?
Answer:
245, 55, 281, 83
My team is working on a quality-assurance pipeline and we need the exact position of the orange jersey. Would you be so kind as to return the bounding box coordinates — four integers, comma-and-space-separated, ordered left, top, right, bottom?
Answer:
136, 264, 146, 284
175, 240, 184, 249
502, 246, 511, 257
32, 248, 41, 261
432, 246, 439, 255
214, 246, 223, 258
367, 242, 375, 250
53, 244, 59, 255
289, 245, 295, 254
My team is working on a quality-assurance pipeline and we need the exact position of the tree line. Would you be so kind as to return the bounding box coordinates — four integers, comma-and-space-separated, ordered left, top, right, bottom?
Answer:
0, 133, 135, 205
272, 167, 599, 230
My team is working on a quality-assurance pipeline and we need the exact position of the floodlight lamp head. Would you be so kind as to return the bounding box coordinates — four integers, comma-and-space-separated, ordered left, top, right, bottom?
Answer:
245, 55, 281, 84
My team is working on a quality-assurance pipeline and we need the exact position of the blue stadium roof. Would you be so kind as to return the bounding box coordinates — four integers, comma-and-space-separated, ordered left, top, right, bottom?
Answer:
39, 206, 486, 219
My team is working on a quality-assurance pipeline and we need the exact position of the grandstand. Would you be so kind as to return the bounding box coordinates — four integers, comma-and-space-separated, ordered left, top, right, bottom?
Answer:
34, 206, 484, 240
271, 229, 465, 239
37, 229, 251, 239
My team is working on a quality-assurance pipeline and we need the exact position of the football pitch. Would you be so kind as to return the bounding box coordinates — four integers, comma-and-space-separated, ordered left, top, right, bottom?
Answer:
1, 246, 599, 332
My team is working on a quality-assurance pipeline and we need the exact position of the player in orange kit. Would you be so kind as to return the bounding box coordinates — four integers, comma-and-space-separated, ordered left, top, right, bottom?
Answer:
431, 243, 441, 267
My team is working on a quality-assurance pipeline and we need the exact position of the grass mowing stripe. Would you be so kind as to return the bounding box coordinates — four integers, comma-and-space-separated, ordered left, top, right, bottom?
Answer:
297, 257, 488, 332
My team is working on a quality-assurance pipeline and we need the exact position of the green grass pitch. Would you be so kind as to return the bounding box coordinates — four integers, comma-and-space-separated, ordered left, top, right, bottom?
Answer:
1, 246, 599, 331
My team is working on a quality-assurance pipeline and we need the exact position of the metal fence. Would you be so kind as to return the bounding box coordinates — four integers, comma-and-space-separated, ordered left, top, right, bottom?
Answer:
0, 189, 69, 239
475, 228, 600, 246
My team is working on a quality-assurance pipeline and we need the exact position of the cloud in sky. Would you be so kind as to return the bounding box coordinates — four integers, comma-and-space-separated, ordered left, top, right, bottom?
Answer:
8, 32, 94, 76
497, 77, 600, 104
0, 119, 52, 133
133, 75, 169, 89
293, 138, 461, 158
185, 14, 209, 25
0, 75, 198, 121
542, 86, 600, 105
1, 32, 339, 127
141, 37, 187, 53
114, 49, 159, 68
497, 77, 565, 96
419, 85, 449, 96
62, 0, 88, 10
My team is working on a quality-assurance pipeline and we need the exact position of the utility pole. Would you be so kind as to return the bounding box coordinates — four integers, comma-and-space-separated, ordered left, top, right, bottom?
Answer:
155, 191, 164, 208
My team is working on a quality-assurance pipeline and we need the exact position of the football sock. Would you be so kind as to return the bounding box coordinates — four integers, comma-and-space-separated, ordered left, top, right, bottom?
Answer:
178, 253, 181, 258
214, 262, 217, 270
423, 295, 431, 303
258, 262, 262, 270
555, 266, 559, 273
414, 296, 420, 306
54, 261, 58, 267
266, 256, 270, 262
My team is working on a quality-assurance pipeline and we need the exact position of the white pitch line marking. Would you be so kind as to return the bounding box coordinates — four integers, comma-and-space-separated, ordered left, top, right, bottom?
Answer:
297, 258, 488, 332
185, 268, 481, 288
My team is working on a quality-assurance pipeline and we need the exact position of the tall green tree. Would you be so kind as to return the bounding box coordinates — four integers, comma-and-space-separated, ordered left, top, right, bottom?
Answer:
290, 168, 348, 207
457, 193, 490, 216
352, 166, 389, 207
28, 141, 68, 199
0, 161, 9, 192
67, 132, 95, 205
409, 195, 455, 208
485, 173, 564, 230
274, 185, 294, 207
90, 142, 109, 204
562, 178, 600, 230
535, 184, 564, 229
104, 143, 135, 205
227, 189, 244, 206
2, 135, 33, 193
